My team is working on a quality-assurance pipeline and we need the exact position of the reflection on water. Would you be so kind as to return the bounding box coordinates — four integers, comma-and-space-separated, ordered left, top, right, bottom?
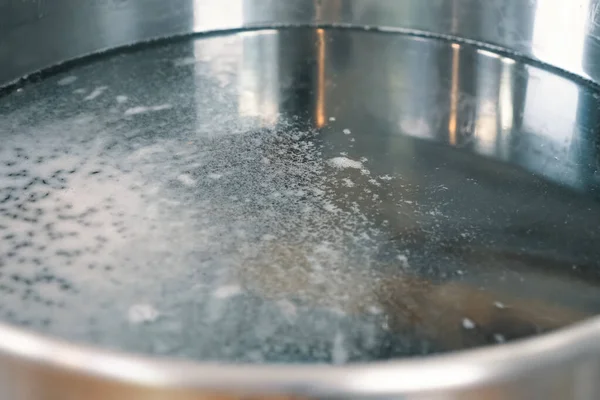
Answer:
0, 28, 599, 362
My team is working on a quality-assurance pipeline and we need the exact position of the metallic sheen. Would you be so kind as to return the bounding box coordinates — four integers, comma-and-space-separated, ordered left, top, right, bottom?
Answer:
2, 0, 600, 399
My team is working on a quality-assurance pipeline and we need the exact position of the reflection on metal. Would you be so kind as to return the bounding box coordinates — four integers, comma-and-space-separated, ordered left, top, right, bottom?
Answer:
192, 29, 280, 124
522, 69, 579, 143
474, 100, 497, 156
192, 0, 243, 31
315, 28, 327, 128
531, 0, 590, 76
519, 67, 581, 189
4, 0, 600, 87
472, 48, 501, 156
239, 31, 280, 123
448, 43, 461, 146
498, 61, 515, 157
499, 69, 514, 131
477, 49, 501, 59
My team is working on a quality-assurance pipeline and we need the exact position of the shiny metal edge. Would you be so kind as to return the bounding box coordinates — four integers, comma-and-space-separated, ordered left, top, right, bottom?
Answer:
2, 0, 600, 87
0, 316, 599, 397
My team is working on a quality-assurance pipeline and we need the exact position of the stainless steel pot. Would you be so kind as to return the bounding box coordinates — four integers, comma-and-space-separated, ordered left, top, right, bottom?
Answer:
2, 0, 600, 399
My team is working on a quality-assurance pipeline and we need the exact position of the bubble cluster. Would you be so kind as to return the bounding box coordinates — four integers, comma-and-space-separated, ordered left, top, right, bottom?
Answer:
0, 35, 422, 362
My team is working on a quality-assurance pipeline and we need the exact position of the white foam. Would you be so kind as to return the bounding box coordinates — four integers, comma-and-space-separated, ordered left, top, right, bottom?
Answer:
396, 254, 410, 268
342, 178, 355, 187
128, 304, 159, 324
261, 234, 276, 242
58, 76, 78, 86
213, 285, 243, 299
0, 39, 422, 364
462, 318, 476, 329
124, 104, 172, 116
323, 202, 339, 213
177, 174, 196, 186
151, 104, 172, 112
327, 157, 363, 170
84, 86, 108, 101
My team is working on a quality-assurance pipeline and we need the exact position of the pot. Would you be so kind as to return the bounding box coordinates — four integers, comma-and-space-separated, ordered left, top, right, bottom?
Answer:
1, 0, 600, 399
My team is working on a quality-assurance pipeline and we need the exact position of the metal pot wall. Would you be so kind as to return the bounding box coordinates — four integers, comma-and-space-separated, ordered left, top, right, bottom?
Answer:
1, 0, 600, 399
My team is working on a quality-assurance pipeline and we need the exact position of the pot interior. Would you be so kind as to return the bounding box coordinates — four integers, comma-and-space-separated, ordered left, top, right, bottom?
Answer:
1, 27, 600, 363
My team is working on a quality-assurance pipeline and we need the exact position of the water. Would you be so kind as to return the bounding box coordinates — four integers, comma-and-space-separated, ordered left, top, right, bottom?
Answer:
0, 27, 600, 363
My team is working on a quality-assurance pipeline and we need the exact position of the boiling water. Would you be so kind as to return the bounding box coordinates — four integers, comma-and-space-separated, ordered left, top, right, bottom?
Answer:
1, 28, 600, 363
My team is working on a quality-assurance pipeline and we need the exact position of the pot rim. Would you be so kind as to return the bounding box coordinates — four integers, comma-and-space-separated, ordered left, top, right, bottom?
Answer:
0, 315, 598, 396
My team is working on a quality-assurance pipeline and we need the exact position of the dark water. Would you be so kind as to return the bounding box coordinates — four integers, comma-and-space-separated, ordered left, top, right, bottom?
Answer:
0, 28, 599, 363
